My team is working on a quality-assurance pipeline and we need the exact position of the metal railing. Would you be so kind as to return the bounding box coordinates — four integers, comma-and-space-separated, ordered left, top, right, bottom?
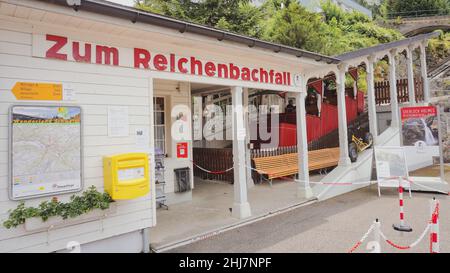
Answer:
387, 9, 450, 19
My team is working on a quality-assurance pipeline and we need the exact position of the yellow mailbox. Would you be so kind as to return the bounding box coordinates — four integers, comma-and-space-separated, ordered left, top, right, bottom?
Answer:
103, 153, 150, 200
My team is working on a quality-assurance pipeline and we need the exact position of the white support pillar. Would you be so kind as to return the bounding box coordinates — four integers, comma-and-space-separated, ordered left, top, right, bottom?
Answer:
337, 65, 351, 166
231, 86, 252, 219
366, 56, 378, 144
295, 90, 313, 199
388, 49, 400, 128
243, 88, 254, 189
406, 46, 416, 105
420, 42, 430, 103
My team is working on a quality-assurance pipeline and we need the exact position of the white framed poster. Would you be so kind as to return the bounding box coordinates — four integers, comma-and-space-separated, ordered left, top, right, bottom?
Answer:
400, 105, 440, 170
374, 146, 411, 196
9, 105, 83, 200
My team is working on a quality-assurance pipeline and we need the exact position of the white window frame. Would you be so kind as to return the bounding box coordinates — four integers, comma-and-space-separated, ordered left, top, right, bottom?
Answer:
153, 96, 166, 156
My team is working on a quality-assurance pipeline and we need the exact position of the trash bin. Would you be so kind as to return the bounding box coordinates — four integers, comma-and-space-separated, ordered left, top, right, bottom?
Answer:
174, 167, 191, 193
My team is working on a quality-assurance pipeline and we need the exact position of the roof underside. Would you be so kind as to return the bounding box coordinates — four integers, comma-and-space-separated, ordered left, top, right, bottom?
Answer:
336, 32, 440, 61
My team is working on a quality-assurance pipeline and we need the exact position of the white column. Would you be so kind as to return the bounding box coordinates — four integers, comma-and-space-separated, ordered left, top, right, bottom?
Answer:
420, 42, 430, 103
231, 86, 252, 219
388, 49, 400, 128
337, 65, 351, 166
366, 56, 378, 144
243, 88, 254, 189
295, 90, 313, 199
406, 46, 416, 105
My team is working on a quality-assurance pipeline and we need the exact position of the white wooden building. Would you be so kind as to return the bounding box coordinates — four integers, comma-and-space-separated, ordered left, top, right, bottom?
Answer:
0, 0, 437, 252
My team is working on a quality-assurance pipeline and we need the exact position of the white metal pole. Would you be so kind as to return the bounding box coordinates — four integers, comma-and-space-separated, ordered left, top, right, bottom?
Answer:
373, 219, 381, 253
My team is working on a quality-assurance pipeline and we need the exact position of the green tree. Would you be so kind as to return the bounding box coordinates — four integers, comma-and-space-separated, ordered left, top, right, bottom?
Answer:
135, 0, 404, 56
260, 1, 328, 53
135, 0, 262, 37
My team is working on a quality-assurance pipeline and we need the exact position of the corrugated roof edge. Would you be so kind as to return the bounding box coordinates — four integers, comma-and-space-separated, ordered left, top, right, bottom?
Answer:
335, 32, 440, 61
42, 0, 341, 64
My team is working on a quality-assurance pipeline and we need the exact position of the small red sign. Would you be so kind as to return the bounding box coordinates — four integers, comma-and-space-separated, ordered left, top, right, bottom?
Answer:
401, 106, 437, 120
177, 142, 188, 158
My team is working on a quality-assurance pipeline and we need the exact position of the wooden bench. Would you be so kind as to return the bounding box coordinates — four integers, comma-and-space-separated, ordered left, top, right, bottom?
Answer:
252, 147, 340, 185
308, 147, 340, 173
253, 153, 298, 185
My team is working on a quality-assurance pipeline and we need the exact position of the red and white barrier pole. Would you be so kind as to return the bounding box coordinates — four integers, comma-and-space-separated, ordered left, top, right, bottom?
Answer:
430, 198, 440, 253
372, 218, 381, 253
393, 177, 413, 232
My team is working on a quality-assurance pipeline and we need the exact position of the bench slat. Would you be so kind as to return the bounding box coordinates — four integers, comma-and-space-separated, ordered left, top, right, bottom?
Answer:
253, 147, 340, 181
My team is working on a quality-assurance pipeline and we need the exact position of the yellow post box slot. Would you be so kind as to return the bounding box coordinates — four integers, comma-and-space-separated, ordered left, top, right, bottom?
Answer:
103, 153, 150, 200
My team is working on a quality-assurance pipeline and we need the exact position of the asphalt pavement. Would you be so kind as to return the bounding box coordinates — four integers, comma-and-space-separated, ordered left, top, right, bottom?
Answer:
168, 184, 449, 253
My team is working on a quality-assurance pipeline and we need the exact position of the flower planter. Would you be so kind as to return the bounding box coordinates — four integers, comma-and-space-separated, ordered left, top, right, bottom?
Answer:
24, 204, 117, 232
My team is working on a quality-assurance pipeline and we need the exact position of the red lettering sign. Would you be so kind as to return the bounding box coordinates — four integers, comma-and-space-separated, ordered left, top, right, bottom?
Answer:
46, 34, 67, 60
134, 48, 150, 68
401, 106, 437, 120
72, 41, 91, 63
42, 34, 294, 86
95, 45, 119, 66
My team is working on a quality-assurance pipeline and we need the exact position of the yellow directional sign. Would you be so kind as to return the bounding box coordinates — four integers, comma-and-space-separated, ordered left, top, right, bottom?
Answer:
12, 82, 63, 100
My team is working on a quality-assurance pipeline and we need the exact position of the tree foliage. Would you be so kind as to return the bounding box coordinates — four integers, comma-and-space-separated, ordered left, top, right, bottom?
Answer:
135, 0, 262, 37
135, 0, 404, 56
428, 30, 450, 63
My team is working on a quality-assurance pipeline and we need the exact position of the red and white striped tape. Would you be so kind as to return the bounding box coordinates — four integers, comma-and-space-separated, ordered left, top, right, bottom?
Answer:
275, 175, 374, 186
348, 223, 375, 253
349, 198, 441, 253
192, 162, 233, 175
379, 223, 432, 250
195, 162, 449, 195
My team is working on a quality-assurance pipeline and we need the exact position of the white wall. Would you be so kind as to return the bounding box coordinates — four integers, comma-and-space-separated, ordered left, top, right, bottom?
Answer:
153, 80, 194, 201
0, 17, 153, 252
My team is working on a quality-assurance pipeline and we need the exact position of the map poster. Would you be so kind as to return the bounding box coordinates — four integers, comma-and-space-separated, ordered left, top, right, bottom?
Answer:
10, 106, 82, 200
374, 146, 410, 189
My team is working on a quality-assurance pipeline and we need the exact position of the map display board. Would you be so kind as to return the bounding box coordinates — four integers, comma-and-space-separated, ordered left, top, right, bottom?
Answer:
10, 106, 82, 200
374, 146, 410, 190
